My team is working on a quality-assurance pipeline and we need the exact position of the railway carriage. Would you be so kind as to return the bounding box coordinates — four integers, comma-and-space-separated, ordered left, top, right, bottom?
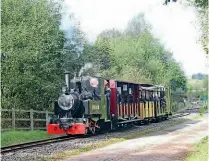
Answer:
47, 72, 172, 135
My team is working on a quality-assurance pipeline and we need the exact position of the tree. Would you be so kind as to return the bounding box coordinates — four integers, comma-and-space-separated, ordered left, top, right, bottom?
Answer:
86, 13, 187, 90
193, 0, 209, 55
1, 0, 84, 110
98, 28, 122, 40
193, 0, 208, 8
182, 0, 208, 54
124, 13, 151, 37
164, 0, 208, 54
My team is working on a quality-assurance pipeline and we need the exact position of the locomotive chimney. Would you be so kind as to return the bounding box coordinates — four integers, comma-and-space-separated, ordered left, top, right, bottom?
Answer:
64, 71, 70, 91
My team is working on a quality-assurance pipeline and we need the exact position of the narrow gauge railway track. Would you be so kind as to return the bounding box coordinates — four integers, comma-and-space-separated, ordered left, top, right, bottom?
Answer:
1, 135, 86, 154
1, 104, 199, 154
170, 104, 199, 119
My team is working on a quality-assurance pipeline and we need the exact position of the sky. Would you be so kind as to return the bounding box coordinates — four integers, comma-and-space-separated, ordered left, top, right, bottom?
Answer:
61, 0, 207, 76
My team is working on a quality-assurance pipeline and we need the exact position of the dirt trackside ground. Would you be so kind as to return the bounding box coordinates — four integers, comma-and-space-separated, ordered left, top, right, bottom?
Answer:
63, 115, 208, 161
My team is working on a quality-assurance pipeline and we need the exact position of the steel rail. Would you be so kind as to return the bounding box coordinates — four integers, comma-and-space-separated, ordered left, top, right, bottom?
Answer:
1, 135, 83, 154
170, 103, 199, 119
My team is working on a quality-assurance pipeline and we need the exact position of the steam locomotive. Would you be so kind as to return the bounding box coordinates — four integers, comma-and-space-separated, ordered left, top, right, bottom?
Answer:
47, 71, 172, 135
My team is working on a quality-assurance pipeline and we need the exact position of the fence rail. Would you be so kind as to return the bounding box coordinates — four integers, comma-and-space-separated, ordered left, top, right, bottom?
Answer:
1, 108, 54, 131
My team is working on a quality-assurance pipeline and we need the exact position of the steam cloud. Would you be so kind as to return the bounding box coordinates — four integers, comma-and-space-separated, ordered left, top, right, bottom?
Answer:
79, 63, 93, 77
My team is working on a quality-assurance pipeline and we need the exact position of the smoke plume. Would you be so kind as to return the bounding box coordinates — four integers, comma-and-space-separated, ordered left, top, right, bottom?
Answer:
78, 63, 93, 76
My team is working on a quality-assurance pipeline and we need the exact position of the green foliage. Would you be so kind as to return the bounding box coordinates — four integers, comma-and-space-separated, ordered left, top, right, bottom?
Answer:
194, 0, 208, 8
2, 1, 187, 111
1, 0, 84, 110
187, 76, 208, 99
199, 107, 207, 116
188, 0, 208, 54
82, 14, 187, 91
124, 13, 151, 37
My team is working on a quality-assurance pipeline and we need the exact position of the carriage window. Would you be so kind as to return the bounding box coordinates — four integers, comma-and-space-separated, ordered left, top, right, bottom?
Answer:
150, 91, 153, 99
142, 90, 146, 99
158, 89, 161, 97
139, 90, 142, 98
117, 87, 121, 94
162, 88, 165, 98
145, 90, 150, 99
117, 87, 122, 103
154, 91, 158, 98
123, 84, 127, 91
160, 91, 164, 98
129, 88, 132, 94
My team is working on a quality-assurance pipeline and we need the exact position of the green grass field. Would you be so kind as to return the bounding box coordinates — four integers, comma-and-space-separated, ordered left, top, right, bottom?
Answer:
185, 136, 208, 161
1, 130, 55, 147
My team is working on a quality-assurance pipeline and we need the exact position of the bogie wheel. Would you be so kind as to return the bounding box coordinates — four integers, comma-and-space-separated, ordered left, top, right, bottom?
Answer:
145, 119, 149, 125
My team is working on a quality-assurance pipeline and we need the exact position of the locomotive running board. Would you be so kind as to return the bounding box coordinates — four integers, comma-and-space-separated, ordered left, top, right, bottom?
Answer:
117, 118, 143, 124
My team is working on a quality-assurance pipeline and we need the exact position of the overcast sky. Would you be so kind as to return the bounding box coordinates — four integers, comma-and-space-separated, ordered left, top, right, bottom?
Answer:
61, 0, 207, 76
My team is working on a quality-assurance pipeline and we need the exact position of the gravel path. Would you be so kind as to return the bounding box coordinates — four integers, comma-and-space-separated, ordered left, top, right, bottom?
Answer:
1, 110, 201, 161
64, 114, 208, 161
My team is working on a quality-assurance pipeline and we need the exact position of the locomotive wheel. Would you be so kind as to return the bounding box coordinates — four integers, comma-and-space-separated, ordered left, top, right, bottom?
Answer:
91, 127, 96, 134
88, 126, 96, 134
85, 128, 88, 135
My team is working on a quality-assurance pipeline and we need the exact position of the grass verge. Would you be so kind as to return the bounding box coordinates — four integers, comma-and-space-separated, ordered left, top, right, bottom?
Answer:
1, 130, 55, 147
45, 120, 186, 161
185, 136, 208, 161
199, 107, 208, 116
192, 107, 208, 120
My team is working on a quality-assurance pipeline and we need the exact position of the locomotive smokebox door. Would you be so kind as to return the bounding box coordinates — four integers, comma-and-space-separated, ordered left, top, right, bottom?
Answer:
81, 76, 107, 119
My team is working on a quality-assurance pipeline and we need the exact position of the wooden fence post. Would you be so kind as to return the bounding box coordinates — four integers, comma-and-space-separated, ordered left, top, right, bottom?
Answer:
45, 110, 48, 129
12, 108, 15, 130
30, 109, 34, 131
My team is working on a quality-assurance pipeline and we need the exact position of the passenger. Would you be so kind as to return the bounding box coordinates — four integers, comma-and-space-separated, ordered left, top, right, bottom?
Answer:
127, 93, 134, 103
104, 83, 111, 97
93, 89, 101, 100
150, 92, 153, 100
123, 92, 128, 103
117, 90, 122, 103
